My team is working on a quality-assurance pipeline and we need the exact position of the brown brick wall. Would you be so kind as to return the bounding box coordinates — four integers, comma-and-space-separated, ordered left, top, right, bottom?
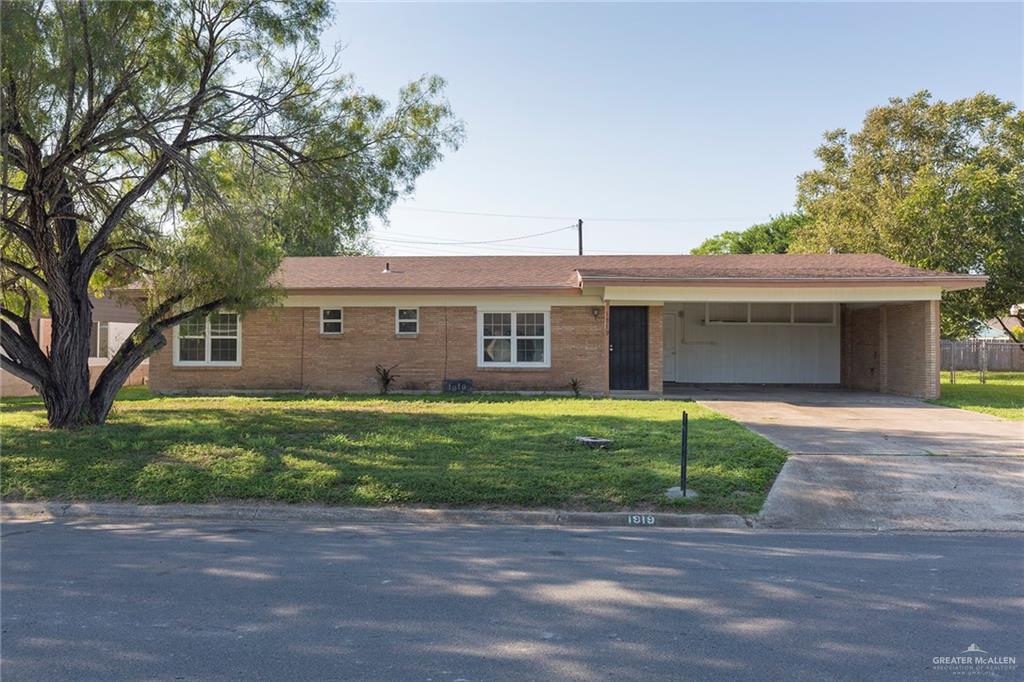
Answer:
883, 300, 940, 399
840, 300, 940, 399
149, 308, 305, 392
149, 305, 608, 394
840, 306, 881, 391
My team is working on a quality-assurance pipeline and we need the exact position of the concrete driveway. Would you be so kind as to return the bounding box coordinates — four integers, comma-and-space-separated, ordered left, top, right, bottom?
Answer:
677, 387, 1024, 530
685, 387, 1022, 456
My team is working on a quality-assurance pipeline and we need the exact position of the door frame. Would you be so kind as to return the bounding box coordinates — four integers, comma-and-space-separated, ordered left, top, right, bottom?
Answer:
608, 306, 649, 390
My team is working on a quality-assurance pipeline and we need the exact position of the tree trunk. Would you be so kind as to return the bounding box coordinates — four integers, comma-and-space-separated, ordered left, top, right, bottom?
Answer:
87, 330, 167, 424
41, 276, 94, 429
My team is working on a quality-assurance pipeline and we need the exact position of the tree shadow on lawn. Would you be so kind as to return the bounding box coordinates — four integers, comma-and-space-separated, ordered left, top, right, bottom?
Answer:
1, 399, 785, 514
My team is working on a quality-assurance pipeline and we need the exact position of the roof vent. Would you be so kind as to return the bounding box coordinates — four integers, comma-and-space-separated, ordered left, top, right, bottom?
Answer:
382, 261, 391, 274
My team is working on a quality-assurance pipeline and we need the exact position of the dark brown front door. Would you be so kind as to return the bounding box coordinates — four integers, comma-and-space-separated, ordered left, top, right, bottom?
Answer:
609, 306, 648, 390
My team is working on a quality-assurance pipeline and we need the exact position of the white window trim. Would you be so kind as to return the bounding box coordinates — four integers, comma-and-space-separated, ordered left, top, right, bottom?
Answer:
172, 313, 242, 367
704, 303, 837, 327
320, 307, 344, 335
395, 307, 419, 335
89, 321, 110, 359
477, 310, 551, 368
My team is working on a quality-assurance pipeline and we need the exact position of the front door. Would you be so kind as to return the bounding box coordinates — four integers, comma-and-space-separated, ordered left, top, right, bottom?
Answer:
609, 306, 648, 390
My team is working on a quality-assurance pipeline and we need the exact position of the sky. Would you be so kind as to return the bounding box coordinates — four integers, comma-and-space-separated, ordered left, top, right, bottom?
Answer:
322, 2, 1023, 257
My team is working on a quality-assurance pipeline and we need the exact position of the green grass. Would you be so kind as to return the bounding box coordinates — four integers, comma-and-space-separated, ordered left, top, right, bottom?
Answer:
0, 389, 786, 514
931, 371, 1024, 420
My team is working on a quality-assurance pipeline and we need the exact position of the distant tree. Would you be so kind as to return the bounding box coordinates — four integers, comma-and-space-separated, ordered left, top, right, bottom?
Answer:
691, 212, 808, 255
1, 0, 463, 427
791, 91, 1024, 344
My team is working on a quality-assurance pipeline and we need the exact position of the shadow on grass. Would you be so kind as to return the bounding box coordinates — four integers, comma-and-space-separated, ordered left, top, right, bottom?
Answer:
1, 394, 785, 514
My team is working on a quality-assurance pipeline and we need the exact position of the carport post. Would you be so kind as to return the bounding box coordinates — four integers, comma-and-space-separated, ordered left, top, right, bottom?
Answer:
680, 412, 688, 497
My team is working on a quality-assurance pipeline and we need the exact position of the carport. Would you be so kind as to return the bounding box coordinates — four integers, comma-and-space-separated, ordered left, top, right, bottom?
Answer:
583, 255, 985, 399
661, 299, 942, 398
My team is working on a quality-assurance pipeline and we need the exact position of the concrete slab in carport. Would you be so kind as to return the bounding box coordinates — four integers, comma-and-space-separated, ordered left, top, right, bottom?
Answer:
758, 455, 1024, 531
680, 387, 1023, 456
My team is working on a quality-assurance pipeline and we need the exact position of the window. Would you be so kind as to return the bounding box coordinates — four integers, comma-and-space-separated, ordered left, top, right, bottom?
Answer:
478, 311, 550, 367
750, 303, 792, 324
320, 308, 343, 334
396, 308, 419, 335
704, 303, 836, 326
173, 313, 240, 366
706, 302, 748, 324
89, 321, 109, 358
793, 303, 835, 324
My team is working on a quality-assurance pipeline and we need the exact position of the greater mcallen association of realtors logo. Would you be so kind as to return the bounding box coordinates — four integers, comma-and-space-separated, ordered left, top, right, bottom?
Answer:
932, 643, 1017, 675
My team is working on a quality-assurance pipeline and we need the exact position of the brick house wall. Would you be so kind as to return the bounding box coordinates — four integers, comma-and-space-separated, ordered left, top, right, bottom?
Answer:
840, 300, 940, 399
149, 308, 305, 391
840, 306, 881, 391
149, 305, 609, 395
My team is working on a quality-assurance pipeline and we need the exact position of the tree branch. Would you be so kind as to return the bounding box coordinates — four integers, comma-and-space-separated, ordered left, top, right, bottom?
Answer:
1, 257, 49, 294
995, 315, 1024, 351
0, 352, 44, 389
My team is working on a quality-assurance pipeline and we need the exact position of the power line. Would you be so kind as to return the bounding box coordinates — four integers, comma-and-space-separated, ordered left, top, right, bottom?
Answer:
370, 223, 576, 246
393, 206, 764, 223
372, 229, 684, 256
372, 229, 577, 253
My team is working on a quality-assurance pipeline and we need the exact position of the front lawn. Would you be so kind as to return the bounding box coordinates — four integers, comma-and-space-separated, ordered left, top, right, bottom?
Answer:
0, 390, 786, 514
931, 371, 1024, 421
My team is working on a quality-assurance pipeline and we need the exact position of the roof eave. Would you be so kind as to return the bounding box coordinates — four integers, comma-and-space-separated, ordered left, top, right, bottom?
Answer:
580, 276, 988, 290
283, 286, 583, 296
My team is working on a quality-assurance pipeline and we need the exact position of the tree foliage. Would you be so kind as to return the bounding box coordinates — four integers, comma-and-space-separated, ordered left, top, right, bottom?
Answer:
791, 91, 1024, 341
690, 212, 808, 255
1, 0, 462, 427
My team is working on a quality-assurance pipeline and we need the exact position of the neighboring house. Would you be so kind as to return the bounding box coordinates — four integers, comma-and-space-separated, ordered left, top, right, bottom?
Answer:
142, 253, 983, 400
975, 318, 1013, 340
973, 308, 1023, 340
0, 296, 148, 398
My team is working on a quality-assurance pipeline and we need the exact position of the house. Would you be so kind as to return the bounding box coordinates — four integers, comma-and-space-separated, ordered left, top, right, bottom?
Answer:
973, 310, 1023, 340
146, 254, 985, 399
0, 296, 149, 397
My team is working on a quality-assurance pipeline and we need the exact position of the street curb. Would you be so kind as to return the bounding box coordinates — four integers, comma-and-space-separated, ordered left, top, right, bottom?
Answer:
0, 502, 752, 530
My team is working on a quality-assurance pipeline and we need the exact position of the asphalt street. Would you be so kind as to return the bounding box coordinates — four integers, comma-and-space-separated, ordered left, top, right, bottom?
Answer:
2, 519, 1021, 681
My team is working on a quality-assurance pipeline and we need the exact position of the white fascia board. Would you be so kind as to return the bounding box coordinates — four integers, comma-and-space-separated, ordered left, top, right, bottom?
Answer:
601, 285, 942, 303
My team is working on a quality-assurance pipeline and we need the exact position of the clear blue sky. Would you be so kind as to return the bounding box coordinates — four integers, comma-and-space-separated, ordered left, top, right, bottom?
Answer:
323, 2, 1023, 256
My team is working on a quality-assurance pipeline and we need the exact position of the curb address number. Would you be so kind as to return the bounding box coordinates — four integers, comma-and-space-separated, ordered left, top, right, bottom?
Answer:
627, 515, 656, 526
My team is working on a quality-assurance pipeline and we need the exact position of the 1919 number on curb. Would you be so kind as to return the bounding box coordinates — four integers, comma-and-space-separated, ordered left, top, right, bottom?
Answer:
627, 515, 656, 526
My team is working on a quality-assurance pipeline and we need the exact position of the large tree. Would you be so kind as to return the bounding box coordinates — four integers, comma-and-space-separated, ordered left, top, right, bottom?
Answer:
1, 0, 462, 427
690, 212, 808, 255
791, 91, 1024, 343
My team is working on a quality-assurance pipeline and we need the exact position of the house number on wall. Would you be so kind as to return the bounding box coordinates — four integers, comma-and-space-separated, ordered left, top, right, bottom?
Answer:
627, 515, 656, 526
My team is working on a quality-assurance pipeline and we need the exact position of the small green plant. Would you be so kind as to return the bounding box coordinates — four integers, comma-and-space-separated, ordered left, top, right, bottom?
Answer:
375, 364, 401, 395
569, 377, 583, 398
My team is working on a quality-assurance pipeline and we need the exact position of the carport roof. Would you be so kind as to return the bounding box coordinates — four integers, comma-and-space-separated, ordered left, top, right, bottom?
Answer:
274, 253, 986, 293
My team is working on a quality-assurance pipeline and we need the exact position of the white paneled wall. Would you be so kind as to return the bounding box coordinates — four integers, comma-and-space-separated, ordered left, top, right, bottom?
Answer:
662, 303, 840, 384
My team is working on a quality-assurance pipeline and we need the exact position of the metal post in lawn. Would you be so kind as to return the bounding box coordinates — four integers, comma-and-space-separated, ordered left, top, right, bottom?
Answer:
665, 411, 696, 500
680, 411, 688, 497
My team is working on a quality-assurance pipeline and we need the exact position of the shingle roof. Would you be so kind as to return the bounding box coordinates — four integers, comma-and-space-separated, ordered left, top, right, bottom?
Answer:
276, 254, 984, 292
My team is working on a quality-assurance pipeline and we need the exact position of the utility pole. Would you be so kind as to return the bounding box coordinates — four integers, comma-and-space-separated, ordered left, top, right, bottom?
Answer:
577, 218, 583, 256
